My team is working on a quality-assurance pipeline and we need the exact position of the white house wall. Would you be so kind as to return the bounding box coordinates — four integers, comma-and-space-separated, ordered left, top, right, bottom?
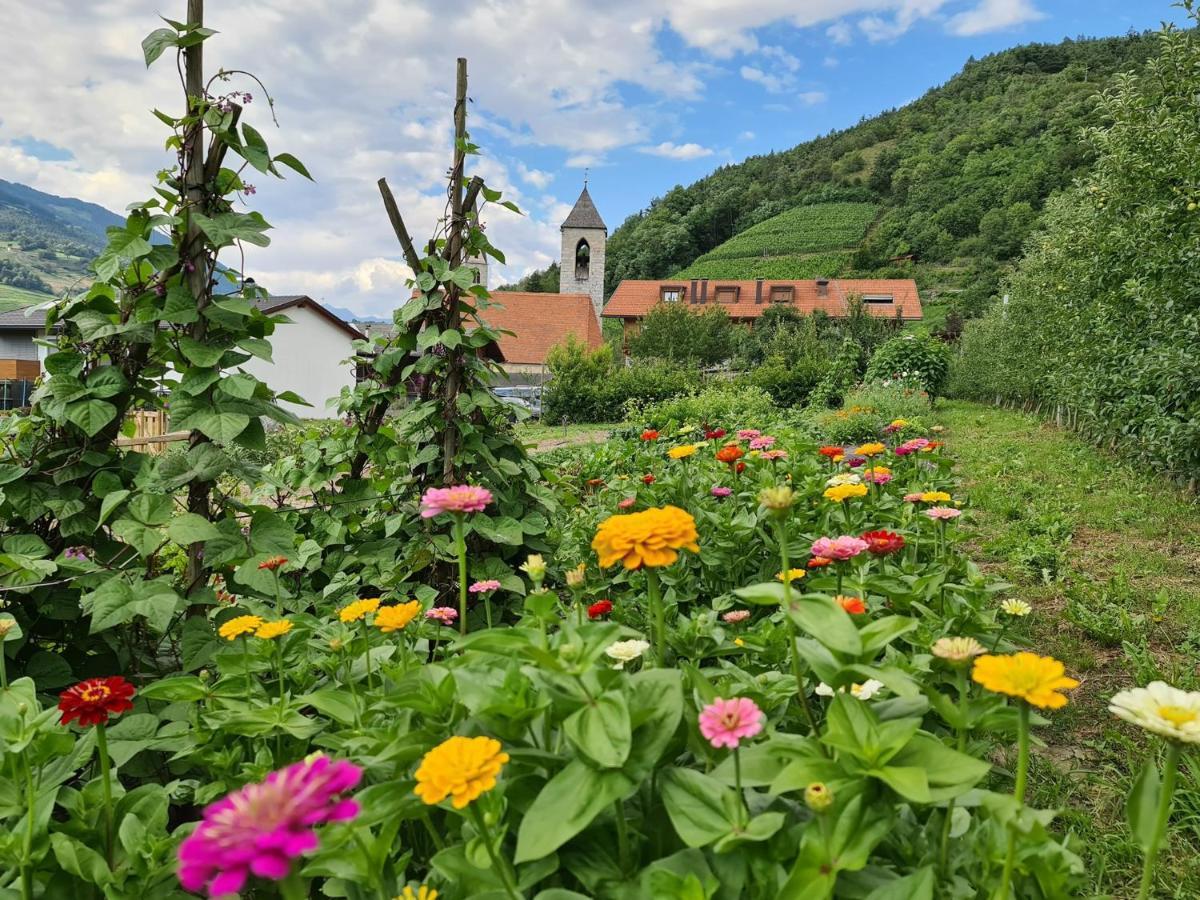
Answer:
240, 307, 358, 419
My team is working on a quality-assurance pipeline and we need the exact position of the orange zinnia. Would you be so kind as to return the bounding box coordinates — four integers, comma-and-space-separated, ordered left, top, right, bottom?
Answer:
592, 506, 699, 570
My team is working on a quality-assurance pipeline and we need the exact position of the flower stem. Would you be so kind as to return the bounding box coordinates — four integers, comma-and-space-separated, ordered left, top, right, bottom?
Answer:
273, 569, 283, 615
21, 755, 35, 900
998, 702, 1031, 898
1137, 742, 1182, 900
278, 870, 308, 900
0, 645, 8, 690
360, 619, 374, 692
96, 723, 115, 868
939, 667, 970, 875
468, 805, 521, 900
734, 746, 748, 823
454, 516, 469, 636
774, 520, 818, 736
242, 635, 252, 705
614, 799, 631, 872
646, 568, 666, 667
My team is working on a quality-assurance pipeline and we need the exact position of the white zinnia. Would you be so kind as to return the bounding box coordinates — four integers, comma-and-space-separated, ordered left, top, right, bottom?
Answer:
1109, 682, 1200, 744
815, 679, 885, 701
825, 472, 863, 487
605, 639, 650, 669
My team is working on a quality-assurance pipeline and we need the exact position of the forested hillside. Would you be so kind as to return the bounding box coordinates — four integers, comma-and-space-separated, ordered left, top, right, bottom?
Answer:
574, 32, 1159, 315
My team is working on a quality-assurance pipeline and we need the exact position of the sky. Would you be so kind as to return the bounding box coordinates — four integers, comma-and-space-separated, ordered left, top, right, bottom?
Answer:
0, 0, 1189, 318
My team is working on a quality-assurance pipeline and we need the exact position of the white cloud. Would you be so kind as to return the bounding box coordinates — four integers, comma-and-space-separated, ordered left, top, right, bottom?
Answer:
740, 65, 790, 94
638, 142, 715, 160
827, 21, 854, 45
946, 0, 1045, 36
797, 91, 829, 105
823, 55, 841, 67
739, 131, 756, 141
760, 45, 802, 71
516, 163, 554, 190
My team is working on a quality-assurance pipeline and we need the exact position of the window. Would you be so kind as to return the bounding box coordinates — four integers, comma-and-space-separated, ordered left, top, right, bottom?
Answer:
660, 285, 685, 303
769, 286, 794, 304
574, 238, 590, 280
816, 279, 830, 297
863, 295, 894, 305
714, 286, 740, 304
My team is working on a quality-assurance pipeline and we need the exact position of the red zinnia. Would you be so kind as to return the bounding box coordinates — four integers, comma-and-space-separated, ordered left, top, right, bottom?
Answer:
735, 462, 746, 474
705, 428, 727, 440
818, 446, 842, 459
807, 556, 832, 569
258, 555, 288, 572
715, 444, 744, 464
588, 600, 613, 620
59, 676, 136, 727
586, 478, 605, 487
642, 474, 655, 485
641, 430, 659, 441
861, 530, 906, 555
835, 595, 867, 615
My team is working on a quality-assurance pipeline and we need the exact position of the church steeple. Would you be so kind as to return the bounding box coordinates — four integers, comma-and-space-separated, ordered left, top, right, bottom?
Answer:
560, 183, 607, 318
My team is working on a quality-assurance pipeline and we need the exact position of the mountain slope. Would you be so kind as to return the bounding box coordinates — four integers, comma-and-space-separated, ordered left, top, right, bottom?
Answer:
597, 31, 1162, 317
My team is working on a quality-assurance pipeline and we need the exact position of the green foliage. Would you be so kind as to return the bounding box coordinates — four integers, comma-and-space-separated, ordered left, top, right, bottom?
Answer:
816, 382, 933, 444
627, 304, 734, 366
675, 251, 852, 280
866, 333, 952, 396
496, 260, 560, 293
626, 381, 780, 432
951, 11, 1200, 478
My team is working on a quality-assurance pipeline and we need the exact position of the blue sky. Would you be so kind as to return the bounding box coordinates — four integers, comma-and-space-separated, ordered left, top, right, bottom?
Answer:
0, 0, 1190, 316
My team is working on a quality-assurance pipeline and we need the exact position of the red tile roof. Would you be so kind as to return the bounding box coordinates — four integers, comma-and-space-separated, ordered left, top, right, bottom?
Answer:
603, 278, 922, 321
481, 291, 603, 365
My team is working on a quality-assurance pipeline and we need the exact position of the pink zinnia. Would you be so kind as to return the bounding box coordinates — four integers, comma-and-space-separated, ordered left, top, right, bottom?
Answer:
711, 486, 733, 498
903, 492, 923, 502
736, 429, 761, 440
419, 485, 493, 518
759, 449, 788, 461
469, 579, 501, 593
177, 755, 361, 897
698, 697, 764, 749
722, 610, 750, 624
925, 506, 962, 521
811, 536, 870, 561
618, 496, 636, 509
846, 456, 866, 468
865, 472, 892, 485
748, 435, 776, 450
426, 606, 459, 624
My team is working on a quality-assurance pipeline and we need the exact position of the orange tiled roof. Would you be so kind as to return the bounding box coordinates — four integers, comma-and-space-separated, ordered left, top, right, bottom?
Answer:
480, 291, 603, 365
602, 278, 922, 320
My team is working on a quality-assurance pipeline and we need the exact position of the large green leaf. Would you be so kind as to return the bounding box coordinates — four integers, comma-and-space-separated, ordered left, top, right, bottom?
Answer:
65, 399, 117, 437
190, 410, 250, 443
660, 767, 736, 847
1126, 758, 1161, 852
563, 690, 631, 769
514, 760, 631, 863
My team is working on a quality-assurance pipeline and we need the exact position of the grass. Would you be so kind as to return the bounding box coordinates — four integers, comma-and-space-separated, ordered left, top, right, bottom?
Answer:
516, 421, 610, 451
937, 400, 1200, 897
0, 284, 53, 311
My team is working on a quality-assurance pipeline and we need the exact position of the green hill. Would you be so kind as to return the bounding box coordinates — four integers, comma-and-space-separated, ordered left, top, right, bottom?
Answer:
673, 201, 877, 279
590, 31, 1162, 320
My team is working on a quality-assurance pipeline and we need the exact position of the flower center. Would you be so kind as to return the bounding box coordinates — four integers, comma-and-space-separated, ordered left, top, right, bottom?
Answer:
1158, 705, 1197, 727
719, 711, 741, 729
80, 685, 111, 703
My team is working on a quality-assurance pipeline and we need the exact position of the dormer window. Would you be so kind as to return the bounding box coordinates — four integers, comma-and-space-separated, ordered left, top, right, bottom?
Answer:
660, 285, 685, 303
769, 286, 794, 304
714, 286, 740, 304
863, 294, 894, 305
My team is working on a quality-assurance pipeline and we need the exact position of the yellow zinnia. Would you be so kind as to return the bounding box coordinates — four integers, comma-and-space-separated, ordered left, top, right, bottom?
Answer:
972, 652, 1079, 709
218, 615, 264, 641
414, 735, 509, 809
920, 491, 952, 503
375, 601, 422, 633
776, 568, 806, 583
396, 888, 438, 900
339, 597, 382, 623
863, 465, 892, 477
668, 444, 697, 460
823, 483, 869, 502
592, 505, 699, 570
255, 619, 293, 640
855, 442, 886, 456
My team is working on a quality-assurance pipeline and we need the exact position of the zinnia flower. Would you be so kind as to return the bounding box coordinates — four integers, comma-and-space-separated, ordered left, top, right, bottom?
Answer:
735, 462, 746, 474
807, 556, 832, 568
903, 492, 923, 502
834, 595, 866, 614
805, 782, 833, 812
760, 449, 788, 461
255, 620, 293, 640
375, 601, 422, 633
586, 477, 605, 488
338, 598, 382, 623
748, 436, 776, 450
722, 610, 750, 624
920, 491, 951, 503
592, 506, 699, 570
177, 755, 362, 897
1109, 682, 1200, 743
605, 639, 650, 669
705, 428, 726, 439
736, 429, 761, 440
861, 530, 905, 555
776, 568, 806, 583
855, 442, 886, 457
258, 556, 288, 572
826, 472, 862, 487
932, 636, 987, 662
397, 887, 439, 900
972, 653, 1079, 709
520, 554, 547, 580
587, 599, 613, 620
810, 536, 869, 561
864, 471, 892, 485
0, 618, 15, 638
565, 563, 587, 588
426, 607, 459, 625
219, 615, 264, 641
618, 497, 636, 509
414, 736, 509, 809
711, 486, 733, 498
818, 446, 843, 459
758, 486, 795, 511
816, 679, 884, 700
925, 506, 962, 521
58, 676, 136, 727
469, 579, 501, 593
642, 474, 655, 485
640, 429, 659, 441
698, 697, 764, 749
668, 444, 697, 459
1001, 598, 1032, 617
824, 483, 869, 502
845, 456, 866, 468
715, 444, 744, 464
419, 485, 493, 518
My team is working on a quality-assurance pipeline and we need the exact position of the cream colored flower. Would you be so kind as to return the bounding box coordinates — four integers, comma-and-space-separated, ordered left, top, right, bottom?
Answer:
605, 639, 650, 670
815, 679, 884, 700
932, 636, 987, 662
1000, 599, 1032, 617
520, 554, 547, 579
1109, 682, 1200, 744
564, 562, 586, 588
825, 472, 863, 488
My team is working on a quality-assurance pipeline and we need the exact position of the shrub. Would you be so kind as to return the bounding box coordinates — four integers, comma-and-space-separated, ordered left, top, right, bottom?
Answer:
744, 355, 826, 408
865, 333, 951, 396
626, 380, 778, 431
627, 303, 735, 366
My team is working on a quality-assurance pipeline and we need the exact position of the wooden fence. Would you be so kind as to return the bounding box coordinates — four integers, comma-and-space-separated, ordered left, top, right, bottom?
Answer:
115, 410, 188, 455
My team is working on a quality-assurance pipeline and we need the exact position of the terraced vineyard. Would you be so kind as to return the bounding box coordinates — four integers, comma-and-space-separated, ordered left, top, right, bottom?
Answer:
674, 201, 876, 280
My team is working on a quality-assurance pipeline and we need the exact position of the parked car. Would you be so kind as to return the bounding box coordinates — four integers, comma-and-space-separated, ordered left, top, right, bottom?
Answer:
494, 386, 542, 418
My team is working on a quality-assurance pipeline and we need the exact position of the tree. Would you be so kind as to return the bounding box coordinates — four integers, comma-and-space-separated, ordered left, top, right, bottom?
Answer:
628, 304, 733, 366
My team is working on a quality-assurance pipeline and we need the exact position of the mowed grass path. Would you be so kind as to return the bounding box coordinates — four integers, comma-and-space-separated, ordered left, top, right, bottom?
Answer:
938, 400, 1200, 897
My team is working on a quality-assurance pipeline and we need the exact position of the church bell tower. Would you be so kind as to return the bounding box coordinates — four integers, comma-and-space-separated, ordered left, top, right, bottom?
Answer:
560, 181, 607, 319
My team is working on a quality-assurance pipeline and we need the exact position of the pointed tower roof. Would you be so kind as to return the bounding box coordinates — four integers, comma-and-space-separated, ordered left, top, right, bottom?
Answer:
561, 186, 607, 231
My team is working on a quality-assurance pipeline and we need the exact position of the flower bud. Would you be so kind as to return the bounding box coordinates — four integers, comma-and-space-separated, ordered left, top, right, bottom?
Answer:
559, 642, 580, 662
805, 782, 833, 812
520, 554, 547, 587
758, 486, 795, 512
0, 618, 15, 637
565, 563, 586, 589
329, 638, 345, 652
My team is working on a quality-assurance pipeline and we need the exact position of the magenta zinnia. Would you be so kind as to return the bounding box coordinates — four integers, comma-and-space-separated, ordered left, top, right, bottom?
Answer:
698, 697, 764, 749
419, 485, 493, 518
177, 755, 362, 897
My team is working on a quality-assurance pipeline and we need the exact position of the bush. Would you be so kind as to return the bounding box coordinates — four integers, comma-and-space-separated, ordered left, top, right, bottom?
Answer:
865, 333, 951, 396
815, 382, 933, 443
628, 303, 735, 366
743, 355, 825, 407
626, 380, 779, 432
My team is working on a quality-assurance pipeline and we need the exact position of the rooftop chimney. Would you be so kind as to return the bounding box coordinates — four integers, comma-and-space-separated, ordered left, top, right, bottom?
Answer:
816, 278, 829, 298
699, 279, 709, 303
689, 279, 698, 304
754, 279, 764, 304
